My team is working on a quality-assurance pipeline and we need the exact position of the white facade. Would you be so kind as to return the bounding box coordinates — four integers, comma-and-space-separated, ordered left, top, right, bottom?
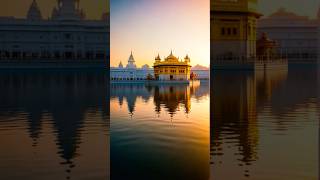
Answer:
258, 8, 319, 63
0, 0, 109, 63
191, 70, 209, 80
111, 52, 154, 81
191, 65, 210, 80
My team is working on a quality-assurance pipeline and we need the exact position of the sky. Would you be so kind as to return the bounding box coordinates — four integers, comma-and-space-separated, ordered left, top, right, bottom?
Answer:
0, 0, 108, 19
1, 0, 318, 67
259, 0, 319, 18
110, 0, 210, 67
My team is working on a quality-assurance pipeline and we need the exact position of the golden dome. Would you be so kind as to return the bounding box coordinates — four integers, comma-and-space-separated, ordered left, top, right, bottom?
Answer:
165, 51, 179, 62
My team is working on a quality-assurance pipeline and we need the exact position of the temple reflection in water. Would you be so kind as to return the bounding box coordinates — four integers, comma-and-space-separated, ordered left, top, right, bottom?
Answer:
0, 70, 109, 180
110, 83, 207, 117
110, 81, 210, 180
210, 67, 319, 179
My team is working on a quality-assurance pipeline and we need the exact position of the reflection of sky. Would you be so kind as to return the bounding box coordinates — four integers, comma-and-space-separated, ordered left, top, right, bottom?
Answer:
110, 83, 210, 179
110, 0, 210, 67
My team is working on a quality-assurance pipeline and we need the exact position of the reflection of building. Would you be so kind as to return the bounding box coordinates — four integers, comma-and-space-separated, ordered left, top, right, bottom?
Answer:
110, 52, 154, 81
210, 68, 293, 177
0, 0, 109, 66
153, 51, 191, 81
0, 71, 108, 179
111, 83, 207, 117
211, 0, 262, 59
111, 84, 152, 114
153, 85, 192, 115
211, 71, 258, 166
257, 8, 319, 63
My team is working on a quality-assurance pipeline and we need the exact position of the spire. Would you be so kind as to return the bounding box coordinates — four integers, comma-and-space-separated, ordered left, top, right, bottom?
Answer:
155, 53, 161, 62
127, 51, 136, 69
129, 51, 134, 62
27, 0, 42, 20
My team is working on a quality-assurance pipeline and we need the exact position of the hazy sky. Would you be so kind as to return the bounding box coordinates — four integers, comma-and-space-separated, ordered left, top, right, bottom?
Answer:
259, 0, 319, 18
111, 0, 210, 67
0, 0, 108, 19
1, 0, 319, 67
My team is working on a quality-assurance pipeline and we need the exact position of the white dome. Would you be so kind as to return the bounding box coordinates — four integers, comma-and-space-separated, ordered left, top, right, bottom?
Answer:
126, 51, 137, 69
142, 64, 149, 69
118, 61, 123, 68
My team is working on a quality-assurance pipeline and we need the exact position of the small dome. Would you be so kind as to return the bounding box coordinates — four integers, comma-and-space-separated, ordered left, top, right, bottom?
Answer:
142, 64, 150, 69
118, 61, 123, 68
184, 54, 190, 62
155, 54, 161, 61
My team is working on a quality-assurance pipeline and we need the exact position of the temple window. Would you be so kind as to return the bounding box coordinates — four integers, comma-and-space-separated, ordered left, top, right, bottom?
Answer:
227, 28, 231, 35
221, 28, 225, 35
233, 28, 237, 35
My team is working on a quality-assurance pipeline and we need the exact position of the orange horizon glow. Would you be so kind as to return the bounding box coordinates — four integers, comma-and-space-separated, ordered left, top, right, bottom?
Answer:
110, 0, 210, 68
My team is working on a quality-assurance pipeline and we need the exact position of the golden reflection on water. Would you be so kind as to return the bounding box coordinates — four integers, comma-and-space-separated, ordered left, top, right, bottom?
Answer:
111, 82, 210, 180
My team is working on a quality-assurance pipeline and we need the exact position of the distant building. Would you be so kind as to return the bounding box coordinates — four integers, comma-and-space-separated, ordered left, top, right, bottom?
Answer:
211, 0, 262, 60
110, 52, 153, 81
153, 51, 191, 81
257, 8, 319, 63
191, 65, 209, 80
0, 0, 109, 66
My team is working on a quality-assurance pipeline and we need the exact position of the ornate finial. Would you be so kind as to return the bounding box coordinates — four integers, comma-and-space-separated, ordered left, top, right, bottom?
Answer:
155, 53, 161, 61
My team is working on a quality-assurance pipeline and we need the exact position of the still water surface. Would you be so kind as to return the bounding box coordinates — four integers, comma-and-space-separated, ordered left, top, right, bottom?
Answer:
111, 67, 319, 180
210, 67, 319, 180
111, 82, 211, 180
0, 70, 109, 180
0, 67, 318, 180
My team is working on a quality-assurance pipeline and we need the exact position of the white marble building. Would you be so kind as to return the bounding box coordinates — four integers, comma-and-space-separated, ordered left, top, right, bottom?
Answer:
111, 52, 154, 81
0, 0, 109, 64
257, 8, 319, 63
191, 65, 210, 80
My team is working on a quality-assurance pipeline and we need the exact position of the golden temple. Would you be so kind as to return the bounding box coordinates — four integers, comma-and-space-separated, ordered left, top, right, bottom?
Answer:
153, 51, 191, 81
